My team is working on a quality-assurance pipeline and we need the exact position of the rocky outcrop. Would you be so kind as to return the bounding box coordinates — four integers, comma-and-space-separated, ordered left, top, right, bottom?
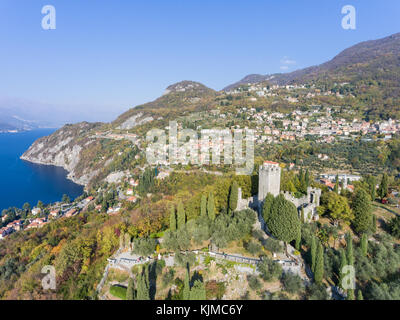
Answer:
116, 112, 154, 130
21, 122, 101, 186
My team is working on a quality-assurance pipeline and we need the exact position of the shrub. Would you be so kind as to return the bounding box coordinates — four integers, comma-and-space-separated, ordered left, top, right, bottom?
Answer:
257, 258, 283, 282
162, 268, 175, 286
247, 275, 262, 291
264, 238, 283, 254
133, 238, 157, 256
245, 241, 262, 255
281, 272, 304, 294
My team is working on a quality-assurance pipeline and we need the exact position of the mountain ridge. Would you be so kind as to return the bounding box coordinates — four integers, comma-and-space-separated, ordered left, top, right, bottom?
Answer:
223, 32, 400, 91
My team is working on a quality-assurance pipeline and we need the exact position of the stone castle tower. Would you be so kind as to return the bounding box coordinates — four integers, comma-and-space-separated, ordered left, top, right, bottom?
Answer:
258, 161, 281, 202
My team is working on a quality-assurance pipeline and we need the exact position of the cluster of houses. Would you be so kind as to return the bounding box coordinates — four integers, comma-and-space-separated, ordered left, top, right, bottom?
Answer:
318, 173, 362, 193
0, 216, 46, 239
0, 196, 96, 240
226, 82, 349, 99
226, 106, 399, 145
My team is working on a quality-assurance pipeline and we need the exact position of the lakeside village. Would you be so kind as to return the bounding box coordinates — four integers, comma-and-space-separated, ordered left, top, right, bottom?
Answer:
2, 102, 400, 241
0, 176, 140, 240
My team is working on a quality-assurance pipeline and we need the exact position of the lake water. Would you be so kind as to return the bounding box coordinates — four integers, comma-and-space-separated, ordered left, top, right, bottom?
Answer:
0, 129, 84, 212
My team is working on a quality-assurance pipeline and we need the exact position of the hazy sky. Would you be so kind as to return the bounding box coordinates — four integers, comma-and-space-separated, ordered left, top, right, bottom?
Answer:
1, 0, 400, 124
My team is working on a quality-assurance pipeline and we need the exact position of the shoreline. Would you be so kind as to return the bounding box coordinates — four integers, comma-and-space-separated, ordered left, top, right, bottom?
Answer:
20, 155, 87, 188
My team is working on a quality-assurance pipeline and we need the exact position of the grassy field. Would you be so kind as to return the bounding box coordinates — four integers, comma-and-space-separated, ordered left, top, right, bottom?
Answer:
109, 285, 127, 300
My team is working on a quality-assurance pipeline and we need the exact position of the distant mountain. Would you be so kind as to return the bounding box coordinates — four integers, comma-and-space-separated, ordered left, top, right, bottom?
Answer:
0, 113, 39, 132
224, 32, 400, 89
163, 80, 216, 96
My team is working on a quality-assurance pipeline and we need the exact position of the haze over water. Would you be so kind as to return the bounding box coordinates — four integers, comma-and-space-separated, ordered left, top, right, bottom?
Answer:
0, 129, 83, 212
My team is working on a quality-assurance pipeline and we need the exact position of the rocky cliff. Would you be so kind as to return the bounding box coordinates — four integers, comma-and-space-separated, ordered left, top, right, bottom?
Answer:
21, 122, 103, 186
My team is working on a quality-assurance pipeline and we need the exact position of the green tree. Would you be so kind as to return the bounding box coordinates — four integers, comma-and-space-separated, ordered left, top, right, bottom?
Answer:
228, 181, 239, 214
314, 241, 324, 284
267, 195, 301, 244
262, 193, 275, 223
311, 236, 317, 273
62, 194, 71, 204
305, 169, 311, 188
37, 200, 44, 209
357, 289, 364, 300
207, 192, 215, 221
347, 289, 355, 300
371, 214, 377, 233
352, 188, 372, 234
183, 268, 190, 300
22, 202, 31, 213
126, 277, 135, 300
334, 174, 340, 194
136, 271, 150, 300
200, 194, 207, 218
169, 206, 177, 231
365, 175, 376, 201
177, 202, 186, 229
190, 280, 206, 300
346, 233, 354, 266
281, 272, 304, 294
321, 192, 353, 225
388, 216, 400, 239
360, 233, 368, 257
377, 173, 388, 200
257, 257, 283, 282
338, 249, 347, 290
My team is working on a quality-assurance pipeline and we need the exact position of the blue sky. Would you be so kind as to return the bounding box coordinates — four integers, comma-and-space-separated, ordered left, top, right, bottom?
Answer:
1, 0, 400, 123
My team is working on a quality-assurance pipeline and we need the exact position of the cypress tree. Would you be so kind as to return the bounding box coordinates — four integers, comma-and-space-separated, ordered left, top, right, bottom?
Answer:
360, 233, 368, 257
136, 267, 150, 300
183, 268, 190, 300
339, 249, 347, 290
357, 289, 364, 300
200, 194, 207, 218
262, 193, 275, 223
207, 192, 215, 221
366, 175, 376, 201
228, 181, 239, 213
346, 233, 354, 266
347, 288, 355, 300
136, 273, 145, 300
298, 168, 304, 183
378, 173, 388, 200
314, 241, 324, 284
334, 174, 339, 194
352, 188, 372, 234
311, 236, 317, 273
126, 277, 135, 300
144, 268, 150, 300
177, 202, 186, 229
305, 169, 310, 188
169, 205, 176, 231
371, 214, 377, 233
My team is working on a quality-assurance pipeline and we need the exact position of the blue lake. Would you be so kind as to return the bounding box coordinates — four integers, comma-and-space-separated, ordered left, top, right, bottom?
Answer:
0, 129, 84, 211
